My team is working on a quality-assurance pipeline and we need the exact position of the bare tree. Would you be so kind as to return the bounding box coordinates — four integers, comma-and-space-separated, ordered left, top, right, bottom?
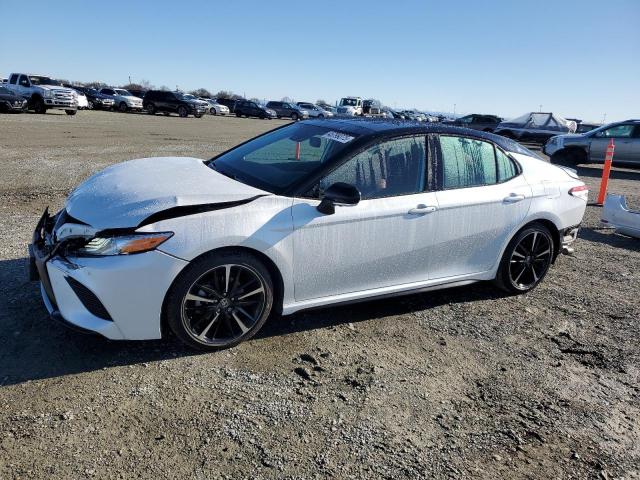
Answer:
281, 96, 294, 103
249, 97, 261, 103
158, 85, 170, 91
316, 99, 328, 106
84, 81, 108, 89
189, 88, 213, 98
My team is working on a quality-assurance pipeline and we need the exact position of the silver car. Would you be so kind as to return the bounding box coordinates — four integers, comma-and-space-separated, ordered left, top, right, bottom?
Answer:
544, 119, 640, 165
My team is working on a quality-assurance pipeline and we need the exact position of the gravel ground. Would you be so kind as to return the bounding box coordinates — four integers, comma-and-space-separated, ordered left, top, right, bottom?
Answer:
0, 110, 638, 479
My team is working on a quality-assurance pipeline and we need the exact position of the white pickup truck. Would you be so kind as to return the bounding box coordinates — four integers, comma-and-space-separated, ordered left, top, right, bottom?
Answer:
5, 73, 78, 115
336, 96, 363, 116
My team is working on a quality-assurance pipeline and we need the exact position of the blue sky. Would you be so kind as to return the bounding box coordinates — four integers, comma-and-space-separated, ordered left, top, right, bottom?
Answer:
1, 0, 638, 121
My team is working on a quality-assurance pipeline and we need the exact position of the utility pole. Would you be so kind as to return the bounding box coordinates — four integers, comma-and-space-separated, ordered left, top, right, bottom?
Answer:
539, 104, 542, 112
602, 113, 607, 124
453, 104, 456, 117
129, 75, 131, 85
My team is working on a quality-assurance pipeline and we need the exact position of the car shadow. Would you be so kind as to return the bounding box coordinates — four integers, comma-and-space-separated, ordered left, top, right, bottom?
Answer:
575, 163, 640, 181
579, 227, 640, 251
0, 256, 507, 387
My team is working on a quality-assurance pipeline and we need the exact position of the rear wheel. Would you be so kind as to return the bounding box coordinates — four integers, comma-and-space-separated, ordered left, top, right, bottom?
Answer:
291, 113, 299, 121
166, 251, 274, 351
119, 102, 128, 112
495, 224, 554, 294
147, 103, 156, 115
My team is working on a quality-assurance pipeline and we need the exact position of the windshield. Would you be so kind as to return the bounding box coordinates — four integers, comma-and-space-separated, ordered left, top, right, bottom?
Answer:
340, 98, 359, 106
114, 89, 131, 96
29, 76, 61, 86
209, 123, 359, 193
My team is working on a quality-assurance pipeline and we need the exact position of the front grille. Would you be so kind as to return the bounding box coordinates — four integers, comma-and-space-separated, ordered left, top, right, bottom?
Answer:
52, 89, 75, 101
65, 277, 113, 321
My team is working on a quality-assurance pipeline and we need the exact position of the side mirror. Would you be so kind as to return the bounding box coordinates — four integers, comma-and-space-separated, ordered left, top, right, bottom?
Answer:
316, 182, 361, 215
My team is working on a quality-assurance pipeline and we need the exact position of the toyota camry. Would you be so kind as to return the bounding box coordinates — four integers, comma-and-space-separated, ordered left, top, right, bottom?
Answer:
29, 119, 588, 350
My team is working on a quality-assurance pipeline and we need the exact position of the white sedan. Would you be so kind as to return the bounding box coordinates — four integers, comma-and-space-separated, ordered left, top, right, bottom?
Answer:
203, 98, 229, 115
30, 120, 588, 350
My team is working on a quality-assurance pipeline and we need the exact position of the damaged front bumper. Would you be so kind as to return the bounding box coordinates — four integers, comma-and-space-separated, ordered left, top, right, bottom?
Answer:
29, 208, 188, 340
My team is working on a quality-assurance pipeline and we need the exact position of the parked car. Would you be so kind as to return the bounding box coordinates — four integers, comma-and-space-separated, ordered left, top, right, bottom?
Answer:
296, 102, 334, 118
362, 99, 382, 116
494, 112, 577, 143
203, 99, 229, 115
5, 73, 77, 115
214, 98, 239, 113
575, 122, 601, 134
544, 120, 640, 166
127, 89, 147, 99
180, 94, 210, 113
29, 120, 587, 351
443, 114, 503, 132
75, 90, 89, 109
234, 99, 276, 119
401, 110, 427, 122
100, 88, 144, 112
265, 101, 308, 120
317, 103, 337, 114
67, 86, 115, 110
336, 97, 363, 116
0, 86, 27, 113
143, 90, 207, 117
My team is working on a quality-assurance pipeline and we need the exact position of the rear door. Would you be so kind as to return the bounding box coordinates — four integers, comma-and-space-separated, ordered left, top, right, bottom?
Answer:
430, 135, 531, 279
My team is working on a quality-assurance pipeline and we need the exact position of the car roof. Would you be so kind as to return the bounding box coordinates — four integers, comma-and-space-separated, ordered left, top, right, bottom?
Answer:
303, 117, 533, 154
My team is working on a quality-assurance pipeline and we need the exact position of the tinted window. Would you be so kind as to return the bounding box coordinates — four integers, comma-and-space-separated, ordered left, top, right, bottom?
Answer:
19, 75, 29, 87
320, 136, 427, 199
496, 148, 518, 182
211, 123, 358, 193
9, 74, 18, 85
595, 124, 635, 138
440, 136, 497, 189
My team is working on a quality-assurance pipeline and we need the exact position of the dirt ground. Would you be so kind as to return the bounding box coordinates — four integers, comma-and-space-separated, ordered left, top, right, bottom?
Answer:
0, 110, 638, 479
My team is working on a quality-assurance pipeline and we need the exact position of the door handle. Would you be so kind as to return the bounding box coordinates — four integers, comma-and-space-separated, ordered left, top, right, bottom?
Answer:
503, 193, 526, 203
408, 205, 437, 215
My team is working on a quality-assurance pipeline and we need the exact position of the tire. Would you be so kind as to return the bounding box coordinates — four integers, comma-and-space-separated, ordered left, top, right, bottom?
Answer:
65, 110, 77, 116
119, 102, 128, 113
194, 113, 202, 118
318, 114, 325, 119
178, 106, 188, 118
88, 101, 95, 110
291, 113, 299, 121
211, 108, 217, 115
235, 112, 242, 117
165, 251, 274, 351
494, 224, 554, 294
33, 97, 47, 114
147, 104, 156, 115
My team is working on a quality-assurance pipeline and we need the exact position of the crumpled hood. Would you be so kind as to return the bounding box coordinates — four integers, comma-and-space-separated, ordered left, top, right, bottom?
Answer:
65, 157, 267, 229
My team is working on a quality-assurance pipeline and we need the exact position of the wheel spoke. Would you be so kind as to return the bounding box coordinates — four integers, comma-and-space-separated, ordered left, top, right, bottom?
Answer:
535, 249, 550, 258
238, 286, 264, 300
530, 266, 539, 282
231, 311, 249, 334
224, 265, 232, 294
530, 232, 538, 252
185, 293, 217, 304
197, 312, 221, 340
514, 265, 527, 284
194, 283, 223, 299
512, 251, 526, 259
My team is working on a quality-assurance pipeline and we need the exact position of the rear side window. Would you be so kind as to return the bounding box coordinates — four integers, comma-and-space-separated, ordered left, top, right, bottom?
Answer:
440, 136, 497, 189
496, 148, 518, 182
9, 74, 19, 84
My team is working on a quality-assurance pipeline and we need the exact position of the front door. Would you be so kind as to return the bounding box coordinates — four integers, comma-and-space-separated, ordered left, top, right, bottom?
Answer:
589, 123, 637, 163
291, 135, 439, 301
430, 135, 531, 279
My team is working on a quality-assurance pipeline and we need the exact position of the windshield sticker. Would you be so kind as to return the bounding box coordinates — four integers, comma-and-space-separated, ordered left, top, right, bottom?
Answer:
321, 131, 355, 143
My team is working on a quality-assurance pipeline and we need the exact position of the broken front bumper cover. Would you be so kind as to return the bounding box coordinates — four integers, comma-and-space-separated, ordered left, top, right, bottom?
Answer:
28, 208, 188, 340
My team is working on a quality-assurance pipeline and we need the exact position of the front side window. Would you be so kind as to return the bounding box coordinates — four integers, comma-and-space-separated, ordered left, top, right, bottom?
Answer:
9, 74, 18, 85
19, 75, 30, 87
440, 136, 497, 189
210, 123, 358, 193
319, 136, 427, 200
595, 124, 635, 138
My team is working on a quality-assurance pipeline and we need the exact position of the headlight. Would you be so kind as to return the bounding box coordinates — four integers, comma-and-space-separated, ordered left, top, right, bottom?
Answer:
43, 90, 53, 98
78, 232, 173, 256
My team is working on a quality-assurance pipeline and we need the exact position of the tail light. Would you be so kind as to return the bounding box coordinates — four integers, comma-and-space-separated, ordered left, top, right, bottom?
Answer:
569, 185, 589, 201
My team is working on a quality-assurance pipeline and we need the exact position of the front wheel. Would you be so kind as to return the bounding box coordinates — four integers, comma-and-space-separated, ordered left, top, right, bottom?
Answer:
291, 113, 299, 121
178, 106, 188, 117
119, 102, 128, 112
147, 104, 156, 115
495, 224, 554, 294
65, 110, 77, 116
165, 251, 274, 351
33, 97, 47, 114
